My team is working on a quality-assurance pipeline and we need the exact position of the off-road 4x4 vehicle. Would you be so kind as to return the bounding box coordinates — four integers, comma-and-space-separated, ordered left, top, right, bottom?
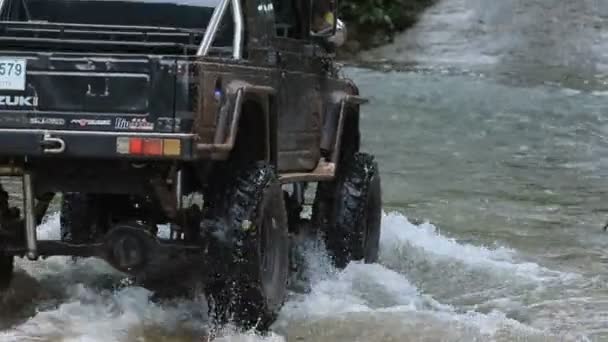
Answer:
0, 0, 382, 330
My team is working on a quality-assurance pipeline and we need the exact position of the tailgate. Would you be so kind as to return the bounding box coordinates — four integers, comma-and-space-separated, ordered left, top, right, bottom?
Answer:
0, 53, 176, 132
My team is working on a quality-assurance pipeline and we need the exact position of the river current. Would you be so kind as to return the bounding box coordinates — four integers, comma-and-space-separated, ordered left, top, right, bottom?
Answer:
2, 0, 608, 341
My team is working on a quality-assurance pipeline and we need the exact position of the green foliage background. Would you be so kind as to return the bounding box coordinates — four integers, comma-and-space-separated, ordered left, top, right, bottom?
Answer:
337, 0, 437, 48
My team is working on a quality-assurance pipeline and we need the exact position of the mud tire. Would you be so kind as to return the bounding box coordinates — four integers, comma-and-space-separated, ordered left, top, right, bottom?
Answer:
0, 185, 18, 292
205, 161, 289, 331
312, 152, 382, 269
0, 255, 13, 291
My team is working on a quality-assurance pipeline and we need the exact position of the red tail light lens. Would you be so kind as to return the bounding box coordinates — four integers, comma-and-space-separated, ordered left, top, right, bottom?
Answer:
129, 138, 143, 154
143, 139, 163, 156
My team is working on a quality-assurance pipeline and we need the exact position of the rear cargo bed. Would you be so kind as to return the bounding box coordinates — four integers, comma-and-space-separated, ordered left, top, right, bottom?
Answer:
0, 52, 177, 132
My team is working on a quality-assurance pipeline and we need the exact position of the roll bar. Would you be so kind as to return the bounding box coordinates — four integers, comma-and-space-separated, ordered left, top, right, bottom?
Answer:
0, 0, 244, 59
197, 0, 243, 60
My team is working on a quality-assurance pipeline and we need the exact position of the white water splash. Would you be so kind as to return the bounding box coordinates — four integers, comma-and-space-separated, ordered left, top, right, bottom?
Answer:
271, 211, 572, 340
1, 210, 582, 341
379, 211, 579, 282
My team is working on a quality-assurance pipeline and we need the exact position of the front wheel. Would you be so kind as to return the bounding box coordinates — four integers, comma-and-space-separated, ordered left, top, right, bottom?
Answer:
312, 152, 383, 269
205, 161, 290, 331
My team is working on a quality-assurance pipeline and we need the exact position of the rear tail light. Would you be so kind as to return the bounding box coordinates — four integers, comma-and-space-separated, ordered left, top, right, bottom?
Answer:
142, 138, 163, 156
129, 138, 144, 154
116, 137, 181, 157
163, 139, 181, 156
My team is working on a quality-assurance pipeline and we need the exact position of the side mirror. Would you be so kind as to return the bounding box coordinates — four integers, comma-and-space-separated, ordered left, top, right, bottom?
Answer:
327, 18, 347, 47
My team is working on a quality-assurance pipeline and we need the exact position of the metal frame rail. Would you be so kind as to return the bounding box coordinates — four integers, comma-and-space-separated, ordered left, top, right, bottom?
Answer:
0, 0, 244, 60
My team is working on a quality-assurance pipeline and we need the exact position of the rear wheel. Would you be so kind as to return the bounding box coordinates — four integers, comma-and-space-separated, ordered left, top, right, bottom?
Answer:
0, 185, 17, 292
205, 161, 289, 331
312, 152, 382, 269
0, 255, 14, 291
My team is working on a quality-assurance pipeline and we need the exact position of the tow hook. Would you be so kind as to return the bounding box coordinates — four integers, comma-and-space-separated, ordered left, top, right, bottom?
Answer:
41, 133, 65, 154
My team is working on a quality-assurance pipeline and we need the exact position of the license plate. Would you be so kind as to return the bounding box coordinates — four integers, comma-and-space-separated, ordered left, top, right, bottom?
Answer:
0, 58, 26, 91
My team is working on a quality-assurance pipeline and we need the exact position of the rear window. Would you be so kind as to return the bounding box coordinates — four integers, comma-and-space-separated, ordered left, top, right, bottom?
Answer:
0, 0, 234, 49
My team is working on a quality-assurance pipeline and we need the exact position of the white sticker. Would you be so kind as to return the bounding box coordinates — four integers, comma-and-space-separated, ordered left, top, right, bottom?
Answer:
0, 58, 27, 91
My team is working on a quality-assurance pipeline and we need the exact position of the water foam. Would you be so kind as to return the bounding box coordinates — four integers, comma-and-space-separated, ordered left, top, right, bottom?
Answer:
379, 211, 578, 282
1, 210, 577, 341
272, 212, 559, 340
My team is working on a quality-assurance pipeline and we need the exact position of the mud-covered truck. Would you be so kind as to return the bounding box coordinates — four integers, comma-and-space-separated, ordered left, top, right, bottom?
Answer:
0, 0, 382, 329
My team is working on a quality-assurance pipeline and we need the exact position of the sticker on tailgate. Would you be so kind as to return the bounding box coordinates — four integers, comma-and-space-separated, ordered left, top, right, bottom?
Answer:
0, 58, 26, 91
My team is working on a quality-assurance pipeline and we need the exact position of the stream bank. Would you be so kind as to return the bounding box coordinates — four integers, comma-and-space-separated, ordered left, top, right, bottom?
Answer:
337, 0, 438, 58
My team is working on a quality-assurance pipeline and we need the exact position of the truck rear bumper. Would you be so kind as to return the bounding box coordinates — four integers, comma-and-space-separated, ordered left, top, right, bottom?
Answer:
0, 128, 198, 160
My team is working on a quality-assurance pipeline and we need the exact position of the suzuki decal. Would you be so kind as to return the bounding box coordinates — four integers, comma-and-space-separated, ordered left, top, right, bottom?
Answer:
0, 96, 38, 107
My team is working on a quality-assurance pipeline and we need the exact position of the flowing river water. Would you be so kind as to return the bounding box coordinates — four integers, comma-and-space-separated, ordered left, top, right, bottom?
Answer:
3, 0, 608, 341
